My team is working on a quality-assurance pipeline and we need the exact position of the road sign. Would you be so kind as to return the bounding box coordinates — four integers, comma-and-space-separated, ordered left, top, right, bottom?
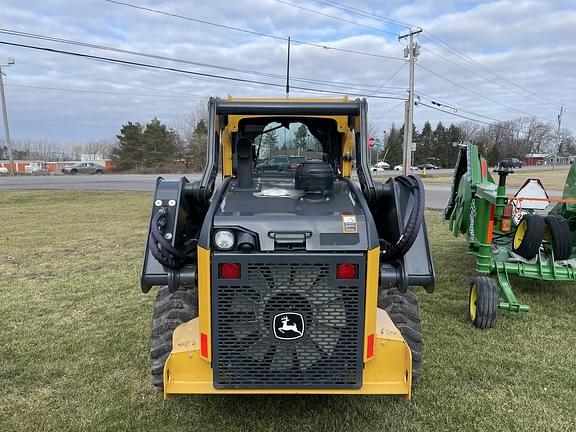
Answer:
368, 137, 376, 148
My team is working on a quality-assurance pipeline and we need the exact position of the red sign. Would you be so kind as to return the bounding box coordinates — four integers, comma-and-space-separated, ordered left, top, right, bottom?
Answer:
368, 137, 376, 148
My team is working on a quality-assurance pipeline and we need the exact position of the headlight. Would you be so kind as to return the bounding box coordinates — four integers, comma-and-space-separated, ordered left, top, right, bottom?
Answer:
214, 230, 235, 250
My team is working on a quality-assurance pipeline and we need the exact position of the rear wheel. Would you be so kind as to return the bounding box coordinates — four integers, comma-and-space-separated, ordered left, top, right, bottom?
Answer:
378, 288, 422, 386
70, 169, 77, 175
469, 276, 499, 329
150, 286, 198, 389
512, 214, 545, 259
544, 216, 573, 260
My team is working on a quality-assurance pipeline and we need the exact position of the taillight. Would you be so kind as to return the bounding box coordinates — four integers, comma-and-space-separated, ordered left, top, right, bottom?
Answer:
288, 163, 297, 169
219, 263, 241, 279
366, 333, 375, 359
336, 263, 358, 279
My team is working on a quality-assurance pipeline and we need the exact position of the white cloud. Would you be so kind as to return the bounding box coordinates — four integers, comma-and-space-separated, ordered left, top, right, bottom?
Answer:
0, 0, 574, 145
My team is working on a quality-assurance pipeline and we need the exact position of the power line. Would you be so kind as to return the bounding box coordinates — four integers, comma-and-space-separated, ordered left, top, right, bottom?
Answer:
16, 60, 201, 98
300, 0, 576, 113
103, 0, 404, 62
307, 0, 415, 29
0, 28, 406, 97
416, 62, 548, 119
0, 40, 408, 101
276, 0, 398, 37
4, 83, 206, 99
369, 62, 405, 96
416, 100, 500, 126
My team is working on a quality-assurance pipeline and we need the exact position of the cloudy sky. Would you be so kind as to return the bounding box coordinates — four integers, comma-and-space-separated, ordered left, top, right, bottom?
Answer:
1, 0, 575, 145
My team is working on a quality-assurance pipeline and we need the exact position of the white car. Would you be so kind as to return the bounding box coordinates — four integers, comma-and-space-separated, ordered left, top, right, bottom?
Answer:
394, 165, 419, 171
370, 166, 385, 172
375, 161, 390, 169
0, 166, 8, 174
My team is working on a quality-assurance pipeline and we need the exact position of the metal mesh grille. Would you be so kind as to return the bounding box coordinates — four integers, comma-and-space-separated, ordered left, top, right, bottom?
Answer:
212, 255, 365, 389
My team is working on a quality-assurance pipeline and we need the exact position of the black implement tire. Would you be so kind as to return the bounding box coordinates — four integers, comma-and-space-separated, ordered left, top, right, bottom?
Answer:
544, 216, 573, 261
378, 288, 422, 387
150, 286, 198, 389
469, 276, 499, 329
512, 214, 545, 259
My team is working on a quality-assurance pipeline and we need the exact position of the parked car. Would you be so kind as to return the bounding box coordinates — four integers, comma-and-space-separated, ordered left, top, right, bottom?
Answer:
62, 162, 105, 175
0, 166, 8, 174
500, 157, 523, 168
394, 164, 419, 171
417, 163, 439, 170
371, 166, 385, 172
255, 156, 305, 174
375, 161, 390, 169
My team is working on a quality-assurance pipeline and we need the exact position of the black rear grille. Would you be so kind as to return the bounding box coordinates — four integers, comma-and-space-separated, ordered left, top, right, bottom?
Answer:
212, 254, 365, 389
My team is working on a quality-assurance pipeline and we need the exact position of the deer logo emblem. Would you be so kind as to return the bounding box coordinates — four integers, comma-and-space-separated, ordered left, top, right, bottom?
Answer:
273, 312, 304, 340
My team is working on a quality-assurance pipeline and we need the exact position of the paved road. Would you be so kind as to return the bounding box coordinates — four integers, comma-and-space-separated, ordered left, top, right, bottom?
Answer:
0, 173, 562, 210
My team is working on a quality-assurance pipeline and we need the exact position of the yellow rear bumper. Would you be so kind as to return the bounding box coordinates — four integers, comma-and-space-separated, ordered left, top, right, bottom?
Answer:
163, 308, 412, 399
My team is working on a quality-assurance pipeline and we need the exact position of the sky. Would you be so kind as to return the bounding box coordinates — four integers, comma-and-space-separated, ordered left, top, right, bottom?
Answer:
1, 0, 575, 145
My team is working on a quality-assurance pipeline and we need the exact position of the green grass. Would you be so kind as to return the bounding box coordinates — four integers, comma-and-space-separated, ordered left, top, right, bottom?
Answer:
1, 191, 575, 432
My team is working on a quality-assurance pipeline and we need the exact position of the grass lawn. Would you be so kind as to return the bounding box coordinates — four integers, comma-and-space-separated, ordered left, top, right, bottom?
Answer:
1, 190, 575, 432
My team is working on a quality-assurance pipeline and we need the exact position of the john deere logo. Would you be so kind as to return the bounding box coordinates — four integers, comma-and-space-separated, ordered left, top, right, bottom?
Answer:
273, 313, 304, 340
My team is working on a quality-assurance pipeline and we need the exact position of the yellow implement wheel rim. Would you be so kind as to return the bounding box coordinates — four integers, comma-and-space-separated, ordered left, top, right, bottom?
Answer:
469, 284, 478, 322
513, 219, 527, 249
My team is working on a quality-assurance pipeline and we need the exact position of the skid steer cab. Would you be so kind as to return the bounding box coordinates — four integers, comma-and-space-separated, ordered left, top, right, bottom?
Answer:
141, 98, 435, 399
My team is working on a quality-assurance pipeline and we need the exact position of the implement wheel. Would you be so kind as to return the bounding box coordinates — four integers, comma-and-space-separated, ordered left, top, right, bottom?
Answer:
150, 286, 198, 389
512, 214, 545, 259
469, 276, 499, 329
544, 216, 573, 261
378, 288, 422, 387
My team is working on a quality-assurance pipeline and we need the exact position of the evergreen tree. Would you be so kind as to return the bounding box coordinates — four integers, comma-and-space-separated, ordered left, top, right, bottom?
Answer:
142, 118, 179, 167
293, 124, 308, 152
261, 129, 279, 158
112, 121, 144, 170
112, 118, 179, 169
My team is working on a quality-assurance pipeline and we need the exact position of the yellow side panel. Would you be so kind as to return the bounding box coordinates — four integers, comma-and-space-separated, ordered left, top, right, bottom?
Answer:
163, 310, 411, 398
341, 130, 353, 178
364, 246, 380, 362
197, 246, 211, 361
221, 130, 232, 177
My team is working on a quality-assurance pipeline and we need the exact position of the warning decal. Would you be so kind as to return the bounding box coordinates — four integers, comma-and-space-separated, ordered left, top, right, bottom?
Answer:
342, 215, 358, 234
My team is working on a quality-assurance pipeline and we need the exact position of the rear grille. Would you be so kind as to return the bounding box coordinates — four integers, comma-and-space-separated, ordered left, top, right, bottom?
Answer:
212, 254, 365, 389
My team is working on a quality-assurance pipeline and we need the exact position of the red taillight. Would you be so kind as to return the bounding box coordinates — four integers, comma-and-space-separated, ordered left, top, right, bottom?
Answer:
288, 163, 297, 169
200, 332, 208, 358
336, 263, 358, 279
219, 263, 240, 279
366, 333, 375, 359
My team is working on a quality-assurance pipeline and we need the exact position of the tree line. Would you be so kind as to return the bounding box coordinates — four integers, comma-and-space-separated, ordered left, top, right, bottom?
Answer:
3, 102, 574, 172
377, 116, 576, 168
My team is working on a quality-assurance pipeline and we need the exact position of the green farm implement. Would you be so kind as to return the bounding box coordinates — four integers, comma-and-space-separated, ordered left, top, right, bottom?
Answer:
445, 143, 576, 328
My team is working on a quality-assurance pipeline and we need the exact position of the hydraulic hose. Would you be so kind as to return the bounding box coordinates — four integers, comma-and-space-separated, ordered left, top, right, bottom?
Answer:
149, 209, 196, 268
381, 174, 425, 259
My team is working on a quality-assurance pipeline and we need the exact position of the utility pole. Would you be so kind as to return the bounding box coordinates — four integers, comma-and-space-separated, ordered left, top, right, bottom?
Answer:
553, 105, 563, 171
399, 29, 421, 175
0, 58, 16, 175
285, 36, 291, 97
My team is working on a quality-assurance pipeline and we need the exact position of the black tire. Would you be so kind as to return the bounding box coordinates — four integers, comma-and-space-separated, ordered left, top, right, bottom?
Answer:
469, 276, 499, 329
95, 169, 103, 175
544, 215, 573, 261
512, 214, 545, 259
378, 288, 422, 387
150, 286, 198, 389
70, 169, 77, 175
